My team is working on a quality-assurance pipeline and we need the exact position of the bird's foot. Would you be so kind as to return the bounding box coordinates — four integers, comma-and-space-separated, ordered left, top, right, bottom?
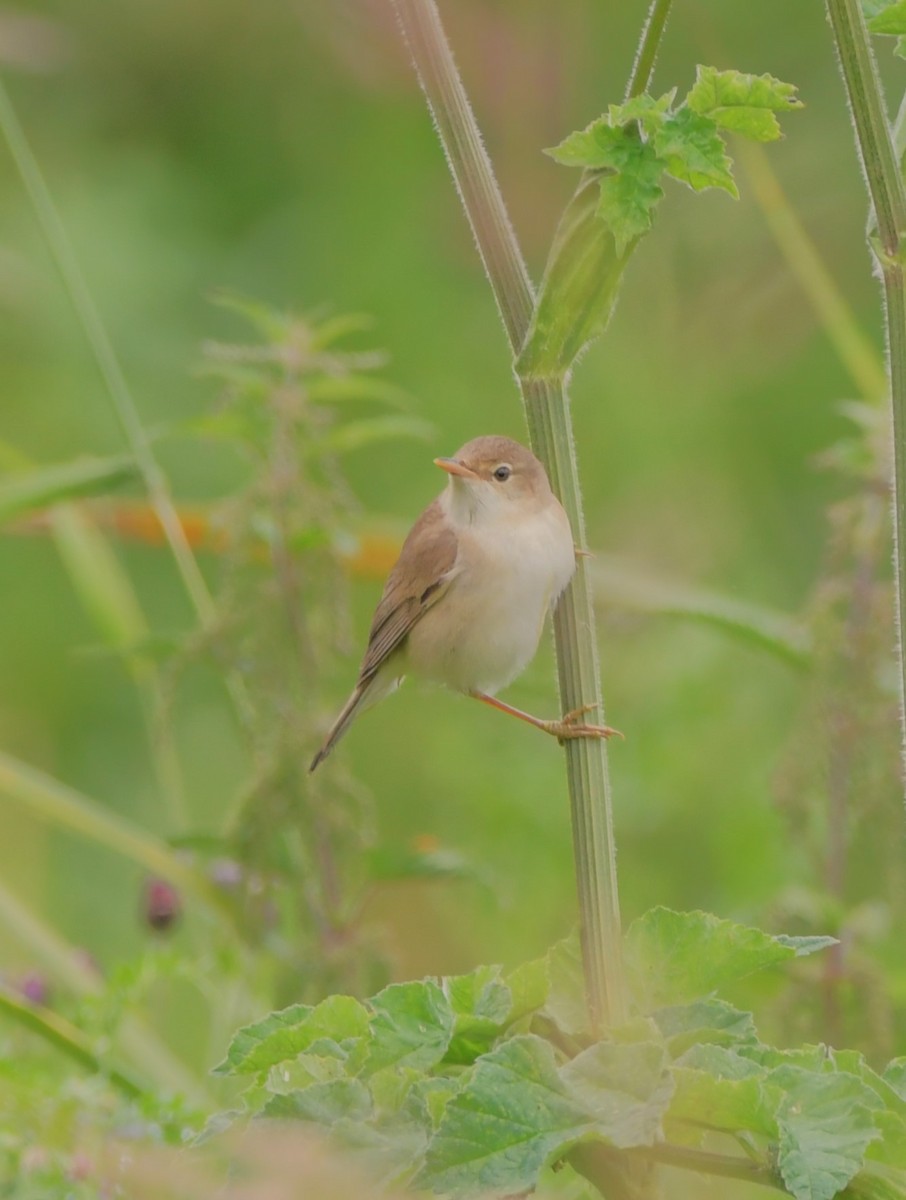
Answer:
544, 703, 624, 744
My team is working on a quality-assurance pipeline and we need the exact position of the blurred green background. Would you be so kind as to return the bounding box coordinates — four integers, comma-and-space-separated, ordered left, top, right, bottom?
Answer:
0, 0, 903, 1125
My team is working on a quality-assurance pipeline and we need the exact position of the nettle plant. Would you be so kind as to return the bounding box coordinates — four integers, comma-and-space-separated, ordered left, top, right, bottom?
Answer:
208, 1, 906, 1197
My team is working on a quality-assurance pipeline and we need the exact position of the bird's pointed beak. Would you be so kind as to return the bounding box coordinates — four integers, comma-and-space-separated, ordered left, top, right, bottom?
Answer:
434, 456, 479, 480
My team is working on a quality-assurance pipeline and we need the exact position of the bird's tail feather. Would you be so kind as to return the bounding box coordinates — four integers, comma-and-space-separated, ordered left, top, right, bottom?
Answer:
310, 675, 395, 772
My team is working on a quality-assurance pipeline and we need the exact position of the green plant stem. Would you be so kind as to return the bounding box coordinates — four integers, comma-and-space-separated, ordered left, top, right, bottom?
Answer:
0, 988, 144, 1101
522, 376, 625, 1025
389, 0, 533, 351
640, 1143, 780, 1188
825, 0, 906, 768
575, 1140, 782, 1198
625, 0, 674, 102
0, 749, 231, 924
739, 142, 886, 403
0, 74, 255, 739
0, 878, 211, 1103
49, 503, 188, 830
392, 0, 625, 1029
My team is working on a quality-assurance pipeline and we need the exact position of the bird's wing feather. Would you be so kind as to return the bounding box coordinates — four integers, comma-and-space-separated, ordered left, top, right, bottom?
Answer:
358, 499, 457, 683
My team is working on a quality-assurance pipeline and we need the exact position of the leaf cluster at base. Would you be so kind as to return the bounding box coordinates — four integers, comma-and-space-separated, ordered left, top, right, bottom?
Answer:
210, 908, 906, 1199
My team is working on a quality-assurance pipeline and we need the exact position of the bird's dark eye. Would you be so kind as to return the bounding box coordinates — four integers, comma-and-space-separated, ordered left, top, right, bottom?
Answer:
493, 464, 512, 482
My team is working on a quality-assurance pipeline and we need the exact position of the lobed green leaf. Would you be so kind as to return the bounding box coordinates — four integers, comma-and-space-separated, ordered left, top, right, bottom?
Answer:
864, 0, 906, 34
883, 1058, 906, 1102
543, 932, 588, 1036
625, 907, 836, 1010
213, 995, 370, 1076
418, 1035, 594, 1196
651, 997, 758, 1055
442, 965, 514, 1065
365, 980, 455, 1075
686, 65, 802, 142
263, 1078, 372, 1124
668, 1044, 780, 1141
545, 118, 627, 169
772, 1066, 882, 1200
560, 1040, 674, 1148
654, 108, 737, 194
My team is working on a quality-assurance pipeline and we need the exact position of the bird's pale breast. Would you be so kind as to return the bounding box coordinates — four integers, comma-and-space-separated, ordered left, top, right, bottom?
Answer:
405, 501, 575, 695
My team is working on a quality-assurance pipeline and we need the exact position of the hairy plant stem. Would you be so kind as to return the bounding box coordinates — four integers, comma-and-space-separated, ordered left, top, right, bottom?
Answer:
392, 0, 625, 1029
825, 0, 906, 773
392, 0, 676, 1044
625, 0, 674, 103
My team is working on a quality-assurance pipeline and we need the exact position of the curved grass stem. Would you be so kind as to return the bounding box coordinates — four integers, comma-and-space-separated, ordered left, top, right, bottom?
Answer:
0, 74, 256, 741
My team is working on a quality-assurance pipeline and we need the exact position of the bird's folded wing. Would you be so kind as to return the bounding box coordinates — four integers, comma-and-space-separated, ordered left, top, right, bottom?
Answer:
359, 499, 458, 683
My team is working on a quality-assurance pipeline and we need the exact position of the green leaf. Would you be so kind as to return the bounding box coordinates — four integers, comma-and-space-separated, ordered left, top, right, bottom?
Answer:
504, 956, 549, 1025
686, 65, 802, 142
365, 981, 454, 1075
263, 1078, 372, 1124
0, 455, 136, 526
316, 416, 436, 455
545, 94, 675, 170
416, 1077, 461, 1131
883, 1058, 906, 1102
418, 1035, 594, 1197
560, 1040, 673, 1148
545, 118, 628, 169
544, 933, 588, 1036
865, 0, 906, 34
654, 108, 737, 194
443, 965, 513, 1064
588, 553, 811, 669
546, 120, 665, 253
865, 1110, 906, 1172
773, 1067, 882, 1200
213, 995, 370, 1076
51, 506, 149, 660
515, 175, 632, 377
606, 91, 676, 133
625, 908, 836, 1009
651, 998, 758, 1055
209, 288, 294, 341
669, 1044, 780, 1140
305, 375, 412, 409
369, 1065, 423, 1117
595, 136, 665, 253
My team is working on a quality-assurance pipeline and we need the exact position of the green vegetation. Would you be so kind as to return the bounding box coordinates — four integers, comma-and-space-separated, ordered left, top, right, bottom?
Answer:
1, 0, 905, 1196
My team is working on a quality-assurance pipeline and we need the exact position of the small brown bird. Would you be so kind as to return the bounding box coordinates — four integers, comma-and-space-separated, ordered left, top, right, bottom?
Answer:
310, 435, 617, 770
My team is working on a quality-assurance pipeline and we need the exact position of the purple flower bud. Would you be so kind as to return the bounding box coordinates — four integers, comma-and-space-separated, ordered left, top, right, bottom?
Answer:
143, 877, 182, 932
19, 972, 50, 1007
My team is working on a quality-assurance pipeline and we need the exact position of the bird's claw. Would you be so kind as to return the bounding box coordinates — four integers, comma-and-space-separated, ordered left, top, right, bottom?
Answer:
548, 704, 624, 744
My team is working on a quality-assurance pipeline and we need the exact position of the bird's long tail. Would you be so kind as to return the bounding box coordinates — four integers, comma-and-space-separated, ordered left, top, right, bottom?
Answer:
310, 674, 396, 772
310, 686, 367, 772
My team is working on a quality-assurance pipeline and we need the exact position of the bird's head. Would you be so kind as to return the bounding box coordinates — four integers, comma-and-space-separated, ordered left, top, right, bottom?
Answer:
434, 435, 552, 524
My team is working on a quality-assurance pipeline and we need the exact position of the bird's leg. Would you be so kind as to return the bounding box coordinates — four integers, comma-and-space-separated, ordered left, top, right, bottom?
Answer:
470, 692, 622, 743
